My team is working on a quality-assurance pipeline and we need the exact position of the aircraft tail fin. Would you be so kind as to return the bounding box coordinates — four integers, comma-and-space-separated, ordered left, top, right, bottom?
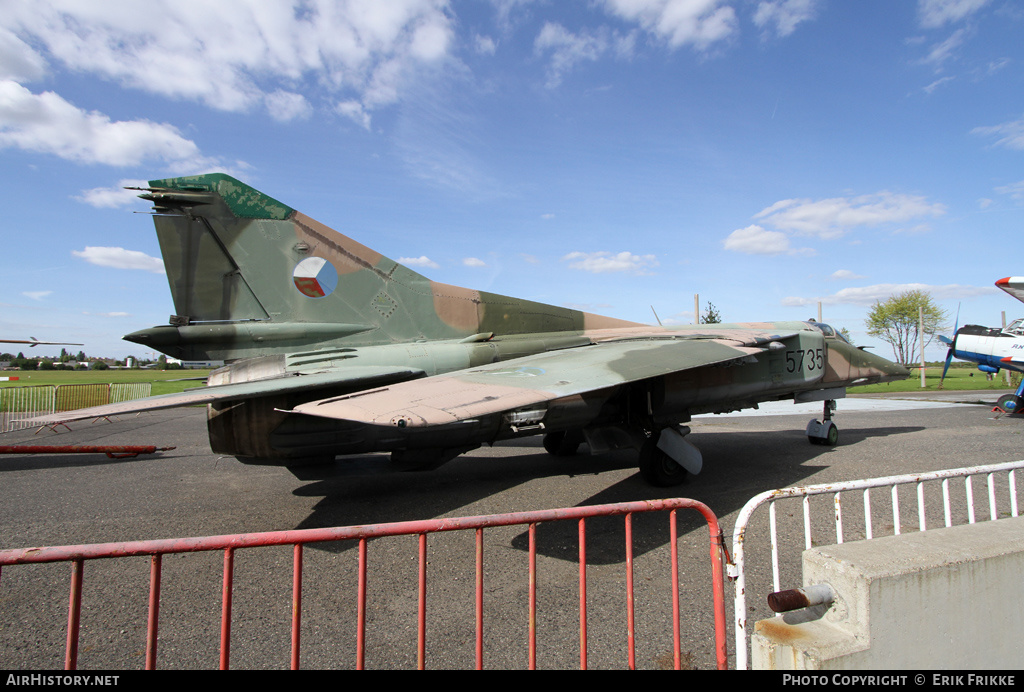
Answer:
127, 174, 639, 361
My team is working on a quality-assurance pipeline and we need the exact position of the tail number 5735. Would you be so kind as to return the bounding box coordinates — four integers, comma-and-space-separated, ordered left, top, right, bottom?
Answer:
786, 348, 824, 373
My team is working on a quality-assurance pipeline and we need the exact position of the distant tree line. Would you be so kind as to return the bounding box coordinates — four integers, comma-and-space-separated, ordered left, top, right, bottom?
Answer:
0, 348, 180, 371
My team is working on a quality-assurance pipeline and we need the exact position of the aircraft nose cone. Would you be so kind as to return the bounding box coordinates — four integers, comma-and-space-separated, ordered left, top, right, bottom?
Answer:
872, 353, 910, 381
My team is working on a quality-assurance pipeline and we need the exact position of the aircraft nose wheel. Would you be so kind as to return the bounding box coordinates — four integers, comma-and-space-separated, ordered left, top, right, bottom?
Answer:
997, 394, 1023, 414
806, 399, 839, 446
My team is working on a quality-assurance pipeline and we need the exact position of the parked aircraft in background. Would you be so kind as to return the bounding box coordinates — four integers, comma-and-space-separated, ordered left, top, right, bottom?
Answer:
30, 174, 908, 485
940, 277, 1024, 414
0, 338, 83, 347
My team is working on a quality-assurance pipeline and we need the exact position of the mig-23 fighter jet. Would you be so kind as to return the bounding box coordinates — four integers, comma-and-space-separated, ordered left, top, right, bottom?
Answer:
32, 174, 908, 486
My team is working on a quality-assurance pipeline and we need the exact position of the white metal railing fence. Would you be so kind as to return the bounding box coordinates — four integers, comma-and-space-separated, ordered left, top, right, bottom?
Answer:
110, 382, 152, 404
729, 459, 1024, 669
0, 385, 55, 433
1, 382, 153, 433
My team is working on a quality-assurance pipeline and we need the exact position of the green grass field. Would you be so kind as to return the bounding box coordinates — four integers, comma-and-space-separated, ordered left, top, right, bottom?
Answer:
853, 364, 1017, 394
0, 369, 211, 396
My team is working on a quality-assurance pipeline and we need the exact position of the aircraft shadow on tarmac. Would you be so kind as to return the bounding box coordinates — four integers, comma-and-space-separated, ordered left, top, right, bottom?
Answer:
288, 423, 924, 564
0, 452, 168, 473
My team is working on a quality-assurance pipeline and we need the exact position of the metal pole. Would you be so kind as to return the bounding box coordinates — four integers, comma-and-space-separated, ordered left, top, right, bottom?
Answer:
1004, 312, 1012, 386
920, 306, 926, 388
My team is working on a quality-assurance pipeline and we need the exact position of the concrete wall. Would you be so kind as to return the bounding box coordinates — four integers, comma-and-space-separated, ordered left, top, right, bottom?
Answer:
752, 515, 1024, 669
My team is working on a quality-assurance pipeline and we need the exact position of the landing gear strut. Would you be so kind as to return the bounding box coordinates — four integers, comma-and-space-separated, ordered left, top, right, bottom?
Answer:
806, 399, 839, 446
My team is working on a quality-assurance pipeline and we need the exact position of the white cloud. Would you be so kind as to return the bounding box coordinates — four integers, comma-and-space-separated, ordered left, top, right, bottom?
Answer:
722, 224, 812, 256
0, 27, 46, 81
562, 250, 658, 274
918, 0, 990, 28
74, 180, 148, 208
534, 23, 609, 88
972, 115, 1024, 151
602, 0, 738, 50
922, 75, 955, 94
830, 269, 866, 280
0, 81, 217, 168
919, 27, 968, 69
399, 255, 440, 269
264, 90, 312, 122
995, 180, 1024, 200
72, 247, 165, 274
753, 0, 819, 38
782, 282, 996, 307
474, 34, 497, 55
22, 291, 52, 301
532, 0, 818, 85
752, 192, 946, 238
724, 192, 945, 256
3, 1, 455, 121
463, 257, 487, 267
336, 100, 372, 130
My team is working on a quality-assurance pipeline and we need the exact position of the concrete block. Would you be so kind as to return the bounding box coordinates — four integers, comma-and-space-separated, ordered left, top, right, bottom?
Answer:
753, 515, 1024, 669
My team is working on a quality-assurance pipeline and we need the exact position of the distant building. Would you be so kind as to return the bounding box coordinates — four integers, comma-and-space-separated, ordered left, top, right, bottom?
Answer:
167, 357, 223, 369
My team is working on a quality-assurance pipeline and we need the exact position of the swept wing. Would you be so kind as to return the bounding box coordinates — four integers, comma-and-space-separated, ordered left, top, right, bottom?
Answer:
290, 332, 793, 427
25, 366, 424, 425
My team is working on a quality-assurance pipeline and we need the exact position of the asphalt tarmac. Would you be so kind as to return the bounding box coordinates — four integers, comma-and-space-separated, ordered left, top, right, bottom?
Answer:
1, 390, 1022, 670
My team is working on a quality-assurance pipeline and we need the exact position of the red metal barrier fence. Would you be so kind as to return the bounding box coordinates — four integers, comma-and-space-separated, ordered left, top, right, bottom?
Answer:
0, 498, 728, 670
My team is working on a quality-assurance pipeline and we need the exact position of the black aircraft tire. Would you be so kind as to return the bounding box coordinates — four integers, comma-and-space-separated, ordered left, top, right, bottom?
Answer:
808, 423, 839, 446
997, 394, 1024, 414
826, 424, 839, 446
638, 437, 688, 487
543, 430, 583, 457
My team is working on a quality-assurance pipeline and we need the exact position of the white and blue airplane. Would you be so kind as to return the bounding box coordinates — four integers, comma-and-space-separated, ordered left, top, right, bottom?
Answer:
940, 277, 1024, 413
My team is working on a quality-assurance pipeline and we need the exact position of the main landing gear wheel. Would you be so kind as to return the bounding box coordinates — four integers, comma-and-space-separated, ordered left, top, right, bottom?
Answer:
806, 399, 839, 446
543, 430, 583, 456
997, 394, 1023, 414
638, 437, 688, 487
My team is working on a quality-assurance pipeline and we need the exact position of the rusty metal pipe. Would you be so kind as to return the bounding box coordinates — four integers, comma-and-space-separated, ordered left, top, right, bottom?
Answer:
0, 445, 175, 459
767, 584, 835, 613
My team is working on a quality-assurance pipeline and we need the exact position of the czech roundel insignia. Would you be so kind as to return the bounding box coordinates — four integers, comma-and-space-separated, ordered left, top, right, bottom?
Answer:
293, 257, 338, 298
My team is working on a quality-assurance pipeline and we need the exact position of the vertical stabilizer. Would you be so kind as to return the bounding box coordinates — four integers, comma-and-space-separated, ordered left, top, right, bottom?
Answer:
125, 174, 641, 361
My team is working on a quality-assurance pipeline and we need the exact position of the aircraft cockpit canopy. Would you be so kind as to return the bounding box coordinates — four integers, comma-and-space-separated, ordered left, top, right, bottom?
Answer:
809, 322, 851, 343
1004, 318, 1024, 336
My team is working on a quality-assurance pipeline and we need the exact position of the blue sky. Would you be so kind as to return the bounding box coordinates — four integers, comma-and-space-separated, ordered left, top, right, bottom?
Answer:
1, 0, 1022, 362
